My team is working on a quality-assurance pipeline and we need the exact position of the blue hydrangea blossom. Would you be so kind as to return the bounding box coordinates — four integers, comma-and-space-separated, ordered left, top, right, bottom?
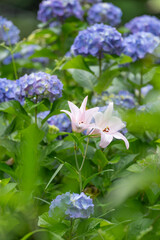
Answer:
125, 15, 160, 36
0, 16, 20, 45
0, 78, 18, 102
38, 111, 72, 133
49, 192, 94, 219
38, 0, 84, 23
87, 3, 122, 26
16, 72, 63, 103
71, 23, 123, 57
122, 32, 160, 62
92, 90, 136, 109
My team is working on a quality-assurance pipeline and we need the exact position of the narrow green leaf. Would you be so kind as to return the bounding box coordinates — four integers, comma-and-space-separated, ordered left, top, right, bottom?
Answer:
45, 164, 64, 190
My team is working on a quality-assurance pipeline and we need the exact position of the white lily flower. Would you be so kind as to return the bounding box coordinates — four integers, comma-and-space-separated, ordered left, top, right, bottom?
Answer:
90, 102, 129, 149
61, 96, 99, 133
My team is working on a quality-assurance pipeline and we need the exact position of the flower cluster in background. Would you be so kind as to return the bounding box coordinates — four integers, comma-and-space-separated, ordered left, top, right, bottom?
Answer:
3, 44, 49, 65
38, 111, 72, 133
49, 192, 94, 219
92, 90, 137, 109
0, 16, 20, 45
71, 23, 123, 57
125, 15, 160, 36
87, 3, 122, 26
37, 0, 84, 24
122, 32, 160, 61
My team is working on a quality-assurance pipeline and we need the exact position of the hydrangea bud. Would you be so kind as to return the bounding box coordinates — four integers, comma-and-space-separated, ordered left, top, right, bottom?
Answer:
38, 111, 72, 133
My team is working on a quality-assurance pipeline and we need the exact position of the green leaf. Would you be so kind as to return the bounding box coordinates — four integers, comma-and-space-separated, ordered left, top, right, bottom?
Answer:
94, 67, 119, 93
117, 54, 133, 64
62, 55, 93, 73
0, 101, 30, 122
148, 204, 160, 210
92, 149, 108, 169
0, 163, 15, 179
38, 212, 67, 236
83, 169, 113, 189
68, 69, 97, 90
45, 164, 64, 190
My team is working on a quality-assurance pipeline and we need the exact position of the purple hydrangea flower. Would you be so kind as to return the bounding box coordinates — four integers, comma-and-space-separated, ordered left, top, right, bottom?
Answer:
87, 3, 122, 26
122, 32, 160, 62
16, 72, 63, 102
71, 23, 123, 57
0, 78, 18, 102
38, 111, 72, 132
125, 15, 160, 36
49, 192, 94, 219
0, 16, 20, 45
38, 0, 84, 23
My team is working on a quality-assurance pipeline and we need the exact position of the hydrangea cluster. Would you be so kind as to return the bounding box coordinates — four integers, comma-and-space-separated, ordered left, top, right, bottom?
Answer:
49, 192, 94, 219
71, 23, 123, 57
0, 16, 20, 45
122, 32, 160, 62
38, 111, 72, 133
16, 72, 63, 102
87, 3, 122, 26
92, 90, 136, 109
0, 78, 17, 102
38, 0, 83, 23
3, 44, 49, 65
125, 15, 160, 36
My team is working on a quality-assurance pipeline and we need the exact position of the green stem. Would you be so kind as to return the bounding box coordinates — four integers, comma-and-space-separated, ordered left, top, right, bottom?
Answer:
74, 143, 80, 170
69, 219, 73, 240
138, 66, 143, 105
98, 52, 102, 78
79, 138, 89, 171
10, 50, 18, 79
35, 95, 38, 125
7, 31, 18, 79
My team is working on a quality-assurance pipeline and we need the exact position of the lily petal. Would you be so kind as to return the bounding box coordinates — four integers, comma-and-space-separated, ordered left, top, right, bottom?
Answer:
85, 107, 99, 124
99, 132, 113, 148
108, 117, 126, 133
113, 132, 129, 149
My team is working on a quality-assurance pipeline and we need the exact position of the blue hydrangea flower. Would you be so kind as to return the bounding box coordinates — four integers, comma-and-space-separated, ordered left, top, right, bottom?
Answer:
3, 52, 22, 65
122, 32, 160, 62
0, 78, 18, 102
141, 84, 153, 97
92, 90, 136, 109
71, 23, 123, 57
16, 72, 63, 103
49, 192, 94, 219
38, 111, 72, 132
125, 15, 160, 36
0, 16, 20, 45
87, 3, 122, 26
38, 0, 84, 23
